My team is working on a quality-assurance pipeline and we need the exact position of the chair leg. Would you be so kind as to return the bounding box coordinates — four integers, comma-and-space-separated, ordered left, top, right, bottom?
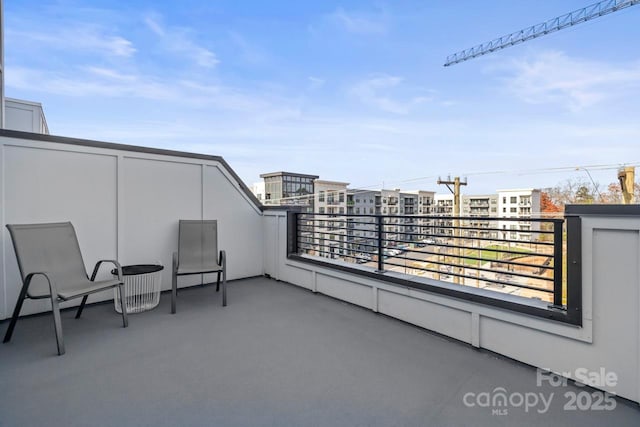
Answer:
75, 295, 88, 319
222, 268, 227, 307
171, 252, 178, 314
50, 296, 65, 356
171, 273, 177, 314
3, 280, 30, 344
118, 284, 129, 328
216, 271, 221, 292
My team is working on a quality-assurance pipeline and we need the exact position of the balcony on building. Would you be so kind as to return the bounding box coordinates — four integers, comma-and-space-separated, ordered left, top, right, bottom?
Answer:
0, 131, 639, 426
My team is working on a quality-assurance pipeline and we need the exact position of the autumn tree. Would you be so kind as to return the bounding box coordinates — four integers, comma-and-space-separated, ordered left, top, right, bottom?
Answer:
540, 191, 562, 213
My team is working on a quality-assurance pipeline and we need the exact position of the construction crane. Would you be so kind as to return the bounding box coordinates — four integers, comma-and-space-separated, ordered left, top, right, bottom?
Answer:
445, 0, 639, 66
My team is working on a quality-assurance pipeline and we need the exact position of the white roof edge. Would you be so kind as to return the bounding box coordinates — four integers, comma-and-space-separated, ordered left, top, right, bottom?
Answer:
5, 97, 44, 107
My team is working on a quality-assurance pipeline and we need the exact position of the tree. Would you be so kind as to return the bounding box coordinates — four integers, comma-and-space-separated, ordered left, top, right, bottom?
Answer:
540, 191, 562, 213
575, 185, 595, 204
601, 181, 640, 203
543, 177, 599, 209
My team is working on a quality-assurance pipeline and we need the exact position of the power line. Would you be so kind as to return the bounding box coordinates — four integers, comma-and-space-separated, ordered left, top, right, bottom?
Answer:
268, 161, 639, 204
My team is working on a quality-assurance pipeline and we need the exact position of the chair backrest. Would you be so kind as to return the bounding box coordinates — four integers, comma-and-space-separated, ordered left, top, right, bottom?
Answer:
178, 220, 218, 266
6, 222, 88, 297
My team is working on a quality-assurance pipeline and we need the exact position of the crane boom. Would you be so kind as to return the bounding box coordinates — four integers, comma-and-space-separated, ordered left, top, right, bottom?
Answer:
444, 0, 639, 67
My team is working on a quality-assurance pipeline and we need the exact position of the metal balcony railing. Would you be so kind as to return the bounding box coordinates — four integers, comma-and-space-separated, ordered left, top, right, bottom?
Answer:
287, 213, 582, 325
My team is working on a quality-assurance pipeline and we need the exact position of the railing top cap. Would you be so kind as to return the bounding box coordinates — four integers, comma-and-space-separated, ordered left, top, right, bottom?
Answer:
565, 204, 640, 216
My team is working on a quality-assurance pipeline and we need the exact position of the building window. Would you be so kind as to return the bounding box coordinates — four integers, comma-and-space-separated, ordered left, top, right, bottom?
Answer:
510, 197, 517, 204
510, 207, 517, 213
503, 207, 506, 213
339, 192, 345, 203
319, 191, 325, 202
319, 207, 325, 214
503, 197, 506, 203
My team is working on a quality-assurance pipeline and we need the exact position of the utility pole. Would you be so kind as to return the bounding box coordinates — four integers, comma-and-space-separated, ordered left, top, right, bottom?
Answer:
437, 176, 468, 284
618, 167, 636, 204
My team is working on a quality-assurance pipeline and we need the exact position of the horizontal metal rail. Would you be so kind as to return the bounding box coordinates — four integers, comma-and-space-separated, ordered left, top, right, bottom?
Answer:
295, 213, 563, 304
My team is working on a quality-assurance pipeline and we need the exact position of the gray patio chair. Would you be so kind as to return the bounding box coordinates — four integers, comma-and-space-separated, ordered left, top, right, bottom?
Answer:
3, 222, 128, 355
172, 220, 226, 314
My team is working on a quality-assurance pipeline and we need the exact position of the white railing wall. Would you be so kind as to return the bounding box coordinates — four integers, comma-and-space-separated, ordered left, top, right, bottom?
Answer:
264, 209, 640, 403
0, 132, 264, 318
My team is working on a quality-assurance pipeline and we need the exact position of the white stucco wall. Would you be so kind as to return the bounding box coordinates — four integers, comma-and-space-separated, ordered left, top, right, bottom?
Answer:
264, 209, 640, 403
0, 132, 264, 318
4, 98, 49, 134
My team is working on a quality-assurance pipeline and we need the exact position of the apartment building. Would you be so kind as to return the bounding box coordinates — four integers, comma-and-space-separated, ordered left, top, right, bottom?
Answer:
462, 194, 499, 238
497, 189, 541, 241
252, 169, 543, 254
251, 182, 265, 202
259, 171, 318, 211
434, 194, 454, 236
313, 180, 349, 259
347, 189, 378, 253
404, 190, 436, 241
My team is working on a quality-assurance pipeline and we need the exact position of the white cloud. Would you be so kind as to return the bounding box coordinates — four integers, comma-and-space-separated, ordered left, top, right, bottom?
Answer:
501, 51, 640, 111
7, 28, 136, 58
329, 7, 387, 35
8, 66, 176, 99
228, 31, 269, 65
6, 65, 298, 117
350, 75, 431, 114
308, 76, 325, 90
144, 13, 219, 68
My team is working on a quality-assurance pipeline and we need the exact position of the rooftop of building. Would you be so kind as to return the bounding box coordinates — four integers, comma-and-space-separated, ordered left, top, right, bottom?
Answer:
2, 276, 638, 427
313, 179, 350, 186
259, 171, 320, 179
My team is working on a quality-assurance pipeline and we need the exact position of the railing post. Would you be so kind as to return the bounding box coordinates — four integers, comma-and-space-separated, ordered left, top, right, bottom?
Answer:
565, 215, 582, 325
287, 210, 299, 257
376, 215, 384, 273
552, 219, 564, 307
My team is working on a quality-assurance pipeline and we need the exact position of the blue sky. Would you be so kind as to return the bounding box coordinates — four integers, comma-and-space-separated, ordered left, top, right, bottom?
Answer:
5, 0, 640, 193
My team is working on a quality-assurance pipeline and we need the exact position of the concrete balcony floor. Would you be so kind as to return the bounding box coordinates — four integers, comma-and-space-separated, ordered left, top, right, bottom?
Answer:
1, 276, 638, 426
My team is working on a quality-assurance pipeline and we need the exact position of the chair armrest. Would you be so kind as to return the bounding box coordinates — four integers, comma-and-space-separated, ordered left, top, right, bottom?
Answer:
218, 250, 226, 270
91, 260, 123, 282
24, 271, 59, 296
